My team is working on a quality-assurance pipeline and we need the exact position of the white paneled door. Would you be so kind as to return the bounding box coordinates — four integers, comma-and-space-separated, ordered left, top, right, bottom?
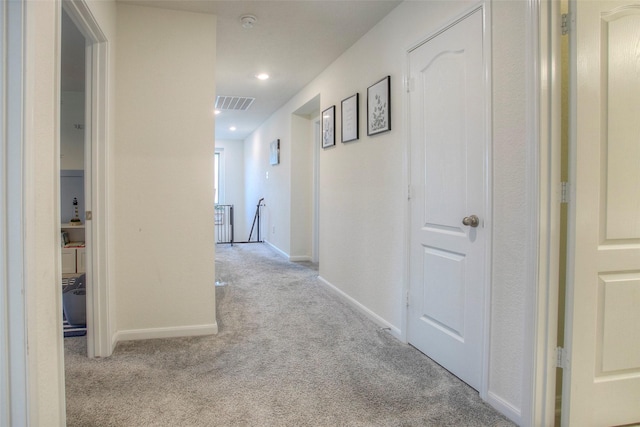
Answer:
563, 1, 640, 425
407, 9, 486, 391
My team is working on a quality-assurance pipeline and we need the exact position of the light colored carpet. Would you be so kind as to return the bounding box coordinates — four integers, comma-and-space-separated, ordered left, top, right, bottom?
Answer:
64, 243, 515, 426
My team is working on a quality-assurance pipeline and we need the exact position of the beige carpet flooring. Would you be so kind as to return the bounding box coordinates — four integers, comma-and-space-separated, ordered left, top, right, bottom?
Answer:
64, 243, 515, 426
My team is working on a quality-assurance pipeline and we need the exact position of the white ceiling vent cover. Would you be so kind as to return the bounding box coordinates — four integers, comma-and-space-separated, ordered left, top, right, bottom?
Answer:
215, 96, 255, 111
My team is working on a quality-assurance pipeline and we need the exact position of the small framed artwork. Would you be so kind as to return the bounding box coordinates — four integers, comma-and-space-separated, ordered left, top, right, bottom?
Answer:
270, 139, 280, 165
367, 76, 391, 136
322, 105, 335, 148
341, 93, 359, 143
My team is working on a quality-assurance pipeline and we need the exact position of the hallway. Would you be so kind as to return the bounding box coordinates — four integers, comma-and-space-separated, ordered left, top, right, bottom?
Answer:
64, 244, 513, 426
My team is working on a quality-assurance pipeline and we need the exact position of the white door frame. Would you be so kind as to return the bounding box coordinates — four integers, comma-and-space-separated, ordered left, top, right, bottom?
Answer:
312, 119, 320, 264
403, 1, 493, 402
62, 0, 112, 358
1, 0, 29, 424
529, 0, 563, 425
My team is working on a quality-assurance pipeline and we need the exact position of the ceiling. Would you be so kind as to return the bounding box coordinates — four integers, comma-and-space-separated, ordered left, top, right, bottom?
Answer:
62, 0, 402, 141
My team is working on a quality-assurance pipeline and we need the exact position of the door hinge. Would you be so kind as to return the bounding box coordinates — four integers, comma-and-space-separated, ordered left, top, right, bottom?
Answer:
561, 13, 571, 35
408, 185, 412, 201
405, 77, 414, 93
406, 290, 410, 307
556, 346, 567, 369
86, 211, 93, 220
561, 181, 570, 204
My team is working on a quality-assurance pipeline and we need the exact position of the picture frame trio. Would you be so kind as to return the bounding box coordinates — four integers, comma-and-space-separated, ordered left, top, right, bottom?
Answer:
321, 75, 391, 148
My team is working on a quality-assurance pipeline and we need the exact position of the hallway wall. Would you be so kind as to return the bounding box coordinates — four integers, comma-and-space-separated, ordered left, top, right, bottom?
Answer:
243, 1, 532, 423
245, 113, 292, 253
113, 4, 217, 339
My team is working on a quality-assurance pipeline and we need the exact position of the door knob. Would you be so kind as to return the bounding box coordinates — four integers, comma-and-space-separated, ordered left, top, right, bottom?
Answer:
462, 215, 479, 228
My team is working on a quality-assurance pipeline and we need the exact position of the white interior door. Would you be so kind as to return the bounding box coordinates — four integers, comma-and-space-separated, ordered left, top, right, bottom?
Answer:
407, 9, 486, 391
563, 1, 640, 425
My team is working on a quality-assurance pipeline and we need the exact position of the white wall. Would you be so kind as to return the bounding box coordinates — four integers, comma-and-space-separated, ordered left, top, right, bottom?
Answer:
489, 0, 529, 419
113, 4, 217, 338
244, 115, 292, 252
60, 91, 85, 170
215, 139, 246, 239
243, 0, 532, 423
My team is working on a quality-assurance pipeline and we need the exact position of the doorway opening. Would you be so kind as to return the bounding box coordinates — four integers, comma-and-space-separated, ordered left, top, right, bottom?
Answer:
291, 94, 320, 265
60, 6, 89, 347
60, 0, 111, 359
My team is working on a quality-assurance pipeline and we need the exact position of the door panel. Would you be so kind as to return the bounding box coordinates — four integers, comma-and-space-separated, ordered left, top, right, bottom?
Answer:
563, 1, 640, 425
408, 9, 486, 391
422, 247, 465, 339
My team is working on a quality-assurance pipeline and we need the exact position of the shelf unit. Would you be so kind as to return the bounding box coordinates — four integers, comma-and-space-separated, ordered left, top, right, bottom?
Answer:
61, 223, 85, 275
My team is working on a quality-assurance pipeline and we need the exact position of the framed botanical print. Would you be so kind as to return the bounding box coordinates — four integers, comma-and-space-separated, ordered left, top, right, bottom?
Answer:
322, 105, 336, 148
367, 76, 391, 135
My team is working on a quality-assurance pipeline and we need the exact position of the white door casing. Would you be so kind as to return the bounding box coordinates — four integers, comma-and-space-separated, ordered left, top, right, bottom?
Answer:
62, 0, 111, 358
407, 8, 487, 391
563, 1, 640, 425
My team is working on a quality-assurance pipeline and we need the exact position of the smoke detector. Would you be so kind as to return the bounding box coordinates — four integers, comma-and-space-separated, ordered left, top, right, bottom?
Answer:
240, 15, 257, 29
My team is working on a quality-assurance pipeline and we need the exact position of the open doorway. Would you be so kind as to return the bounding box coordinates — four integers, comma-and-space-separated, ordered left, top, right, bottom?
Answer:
291, 95, 320, 265
59, 0, 111, 359
60, 7, 89, 346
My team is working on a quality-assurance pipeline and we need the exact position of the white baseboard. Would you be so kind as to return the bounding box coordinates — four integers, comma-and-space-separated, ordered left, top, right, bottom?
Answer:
261, 240, 311, 262
486, 391, 522, 426
289, 255, 311, 262
263, 240, 289, 259
113, 322, 218, 344
317, 275, 401, 339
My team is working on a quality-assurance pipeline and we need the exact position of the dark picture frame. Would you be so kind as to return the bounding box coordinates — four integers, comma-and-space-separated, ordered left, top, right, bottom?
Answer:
322, 105, 336, 148
341, 93, 359, 143
367, 76, 391, 135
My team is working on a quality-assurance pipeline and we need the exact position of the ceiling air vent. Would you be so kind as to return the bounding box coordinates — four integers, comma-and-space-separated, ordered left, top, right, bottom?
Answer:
215, 96, 255, 111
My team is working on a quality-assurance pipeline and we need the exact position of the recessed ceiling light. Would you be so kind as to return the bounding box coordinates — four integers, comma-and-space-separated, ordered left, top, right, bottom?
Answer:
229, 126, 237, 131
256, 73, 269, 81
214, 109, 221, 115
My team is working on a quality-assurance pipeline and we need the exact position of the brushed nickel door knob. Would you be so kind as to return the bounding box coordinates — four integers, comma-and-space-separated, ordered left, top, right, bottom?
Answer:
462, 215, 479, 228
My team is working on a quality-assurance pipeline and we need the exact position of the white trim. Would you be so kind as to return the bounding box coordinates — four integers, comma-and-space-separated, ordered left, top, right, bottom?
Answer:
403, 0, 493, 406
561, 1, 578, 424
289, 255, 311, 262
264, 240, 289, 259
1, 1, 29, 424
24, 1, 66, 423
312, 119, 320, 264
62, 0, 112, 358
399, 11, 411, 345
486, 391, 523, 425
214, 147, 225, 204
318, 276, 402, 339
530, 1, 562, 426
521, 0, 542, 425
113, 323, 218, 343
480, 1, 493, 403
